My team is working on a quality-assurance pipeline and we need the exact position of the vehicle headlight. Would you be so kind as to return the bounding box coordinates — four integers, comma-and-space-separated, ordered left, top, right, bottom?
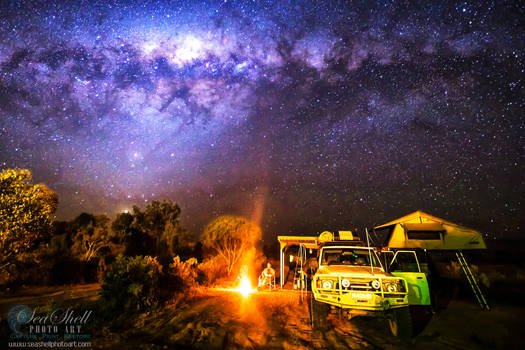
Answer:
385, 283, 398, 292
322, 280, 334, 289
383, 279, 405, 293
341, 278, 350, 288
371, 279, 381, 290
397, 279, 406, 292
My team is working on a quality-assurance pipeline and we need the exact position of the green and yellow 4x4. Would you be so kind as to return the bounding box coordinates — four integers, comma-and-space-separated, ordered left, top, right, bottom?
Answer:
310, 245, 430, 339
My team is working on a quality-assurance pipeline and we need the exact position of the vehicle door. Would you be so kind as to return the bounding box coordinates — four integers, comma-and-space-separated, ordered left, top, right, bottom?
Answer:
388, 250, 431, 305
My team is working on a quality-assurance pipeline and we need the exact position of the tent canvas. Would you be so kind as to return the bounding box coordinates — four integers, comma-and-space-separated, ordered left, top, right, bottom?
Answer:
374, 211, 487, 250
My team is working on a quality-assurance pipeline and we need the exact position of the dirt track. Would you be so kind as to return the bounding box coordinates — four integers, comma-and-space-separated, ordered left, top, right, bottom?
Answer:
92, 288, 523, 349
1, 285, 523, 349
0, 284, 100, 317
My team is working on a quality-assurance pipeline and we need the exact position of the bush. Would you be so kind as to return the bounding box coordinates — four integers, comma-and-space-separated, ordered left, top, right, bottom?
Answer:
198, 256, 228, 285
170, 256, 198, 283
160, 256, 200, 297
100, 255, 162, 314
442, 261, 490, 288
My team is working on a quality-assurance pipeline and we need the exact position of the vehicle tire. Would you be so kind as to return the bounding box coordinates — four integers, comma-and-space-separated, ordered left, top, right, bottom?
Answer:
388, 307, 413, 340
310, 294, 329, 331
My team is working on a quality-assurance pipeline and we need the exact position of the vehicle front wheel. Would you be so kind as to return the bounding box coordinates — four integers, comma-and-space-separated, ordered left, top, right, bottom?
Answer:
310, 294, 329, 331
388, 307, 413, 340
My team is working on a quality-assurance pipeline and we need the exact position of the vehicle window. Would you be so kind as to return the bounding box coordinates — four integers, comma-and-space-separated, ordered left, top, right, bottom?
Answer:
321, 248, 381, 267
390, 252, 420, 272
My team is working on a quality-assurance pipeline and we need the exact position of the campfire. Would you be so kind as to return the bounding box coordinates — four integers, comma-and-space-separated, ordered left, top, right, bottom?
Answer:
237, 273, 254, 297
236, 265, 254, 297
209, 265, 257, 297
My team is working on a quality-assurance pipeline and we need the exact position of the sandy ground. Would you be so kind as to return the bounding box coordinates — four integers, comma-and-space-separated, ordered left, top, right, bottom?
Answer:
1, 285, 523, 349
0, 284, 100, 317
121, 289, 522, 350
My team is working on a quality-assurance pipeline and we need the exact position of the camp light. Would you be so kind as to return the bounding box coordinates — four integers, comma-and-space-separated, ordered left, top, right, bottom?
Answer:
341, 278, 350, 288
371, 279, 381, 290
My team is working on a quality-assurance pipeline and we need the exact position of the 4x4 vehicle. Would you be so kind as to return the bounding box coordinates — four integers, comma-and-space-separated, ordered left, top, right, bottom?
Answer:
310, 245, 430, 339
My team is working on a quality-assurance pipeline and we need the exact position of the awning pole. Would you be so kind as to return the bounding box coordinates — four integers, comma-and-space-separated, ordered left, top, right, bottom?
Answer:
280, 245, 284, 289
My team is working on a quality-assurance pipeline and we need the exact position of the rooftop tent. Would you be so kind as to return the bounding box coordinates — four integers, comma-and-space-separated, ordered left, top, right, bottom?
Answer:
373, 211, 487, 250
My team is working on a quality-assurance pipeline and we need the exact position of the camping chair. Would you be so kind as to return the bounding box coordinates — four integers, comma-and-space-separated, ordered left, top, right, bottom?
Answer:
258, 273, 276, 291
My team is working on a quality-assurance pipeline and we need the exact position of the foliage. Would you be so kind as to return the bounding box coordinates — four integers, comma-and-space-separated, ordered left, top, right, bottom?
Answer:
200, 216, 261, 275
133, 200, 182, 239
111, 212, 134, 243
71, 214, 112, 262
100, 255, 162, 314
170, 256, 198, 281
443, 261, 490, 288
111, 200, 193, 258
166, 256, 199, 291
162, 221, 194, 257
0, 168, 58, 271
197, 256, 228, 285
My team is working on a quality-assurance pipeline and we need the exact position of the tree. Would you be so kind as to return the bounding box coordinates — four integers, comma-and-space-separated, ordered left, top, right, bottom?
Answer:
138, 200, 183, 245
161, 220, 193, 257
200, 216, 261, 275
0, 169, 58, 269
111, 212, 134, 244
71, 213, 111, 262
112, 200, 192, 258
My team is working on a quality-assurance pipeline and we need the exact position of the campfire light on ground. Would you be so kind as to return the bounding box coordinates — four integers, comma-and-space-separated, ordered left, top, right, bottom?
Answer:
210, 265, 256, 297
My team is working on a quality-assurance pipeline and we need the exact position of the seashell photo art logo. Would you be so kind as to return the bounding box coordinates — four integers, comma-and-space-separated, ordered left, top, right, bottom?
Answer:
7, 305, 33, 333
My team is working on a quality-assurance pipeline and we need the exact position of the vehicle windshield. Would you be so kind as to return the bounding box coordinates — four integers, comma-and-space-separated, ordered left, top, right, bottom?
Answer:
320, 248, 382, 268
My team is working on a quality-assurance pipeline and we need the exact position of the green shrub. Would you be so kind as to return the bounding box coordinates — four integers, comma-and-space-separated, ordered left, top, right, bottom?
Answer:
100, 255, 162, 314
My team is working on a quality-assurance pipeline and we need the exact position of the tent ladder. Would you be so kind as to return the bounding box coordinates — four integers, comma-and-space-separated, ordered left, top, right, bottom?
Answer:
456, 250, 490, 311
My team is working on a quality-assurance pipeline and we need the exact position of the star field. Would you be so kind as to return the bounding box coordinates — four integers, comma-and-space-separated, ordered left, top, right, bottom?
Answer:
0, 0, 523, 239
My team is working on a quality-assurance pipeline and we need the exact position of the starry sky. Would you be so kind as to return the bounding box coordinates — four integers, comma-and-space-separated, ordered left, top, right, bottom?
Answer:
0, 0, 523, 240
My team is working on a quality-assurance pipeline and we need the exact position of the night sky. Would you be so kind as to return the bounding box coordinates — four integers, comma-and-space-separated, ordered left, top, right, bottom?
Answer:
0, 0, 523, 240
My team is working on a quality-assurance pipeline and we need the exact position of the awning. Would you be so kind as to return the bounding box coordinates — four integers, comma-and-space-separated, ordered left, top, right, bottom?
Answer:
277, 235, 320, 250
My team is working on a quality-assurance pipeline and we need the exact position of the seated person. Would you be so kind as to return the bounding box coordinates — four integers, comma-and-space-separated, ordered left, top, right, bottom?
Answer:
258, 263, 275, 288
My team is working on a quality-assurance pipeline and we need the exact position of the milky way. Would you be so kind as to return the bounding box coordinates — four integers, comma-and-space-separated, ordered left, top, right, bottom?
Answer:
0, 0, 523, 239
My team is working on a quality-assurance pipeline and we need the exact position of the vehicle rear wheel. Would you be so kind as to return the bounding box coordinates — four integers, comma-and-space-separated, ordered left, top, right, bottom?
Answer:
310, 294, 329, 331
388, 307, 413, 340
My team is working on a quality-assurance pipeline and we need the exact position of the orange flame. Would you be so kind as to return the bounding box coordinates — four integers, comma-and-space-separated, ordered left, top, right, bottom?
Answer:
237, 265, 254, 297
238, 274, 253, 297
